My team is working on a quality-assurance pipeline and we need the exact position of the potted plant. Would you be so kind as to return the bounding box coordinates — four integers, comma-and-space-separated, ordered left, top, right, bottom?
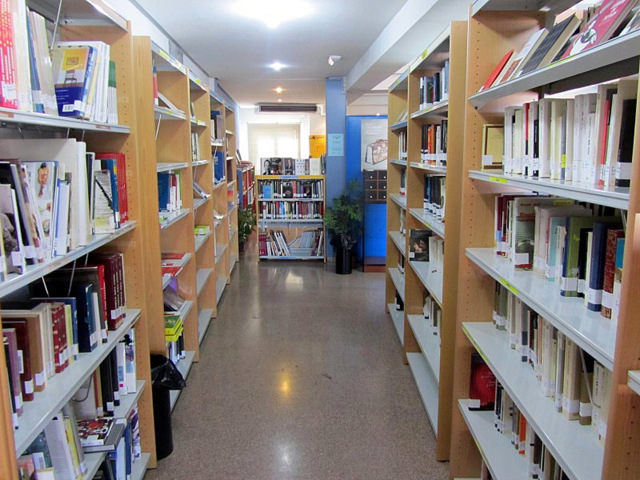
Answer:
324, 179, 363, 274
237, 205, 256, 254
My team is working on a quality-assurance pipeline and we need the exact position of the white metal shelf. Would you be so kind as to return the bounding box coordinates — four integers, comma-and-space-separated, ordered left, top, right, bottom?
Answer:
196, 268, 213, 296
112, 380, 146, 419
215, 243, 228, 264
389, 230, 406, 257
14, 309, 142, 454
407, 352, 439, 435
628, 371, 640, 396
390, 120, 408, 131
388, 267, 405, 302
192, 159, 210, 167
169, 351, 195, 411
410, 99, 449, 119
194, 232, 212, 252
29, 0, 128, 30
466, 248, 616, 370
389, 69, 409, 92
84, 452, 106, 479
230, 254, 237, 273
156, 162, 188, 173
151, 42, 187, 74
409, 208, 445, 238
408, 315, 440, 384
216, 276, 226, 304
390, 193, 407, 210
0, 222, 136, 297
159, 209, 190, 230
387, 304, 404, 346
390, 159, 408, 167
0, 107, 130, 133
463, 322, 603, 480
154, 106, 186, 120
469, 29, 640, 109
458, 399, 529, 480
198, 308, 214, 344
131, 453, 151, 480
469, 170, 629, 210
409, 261, 443, 306
410, 162, 447, 175
193, 197, 210, 211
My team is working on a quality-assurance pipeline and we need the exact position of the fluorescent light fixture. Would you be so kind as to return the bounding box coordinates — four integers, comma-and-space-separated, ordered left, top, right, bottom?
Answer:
277, 99, 283, 102
269, 62, 285, 71
234, 0, 313, 29
328, 55, 342, 66
275, 87, 284, 93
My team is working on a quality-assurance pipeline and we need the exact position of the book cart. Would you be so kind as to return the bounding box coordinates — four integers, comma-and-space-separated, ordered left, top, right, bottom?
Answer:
385, 22, 467, 461
0, 1, 156, 476
449, 2, 640, 479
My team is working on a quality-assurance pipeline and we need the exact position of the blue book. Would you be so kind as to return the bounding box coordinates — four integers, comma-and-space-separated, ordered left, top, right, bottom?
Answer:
25, 16, 44, 113
157, 172, 171, 211
51, 45, 96, 117
100, 158, 120, 228
214, 151, 225, 182
263, 184, 272, 199
587, 221, 621, 311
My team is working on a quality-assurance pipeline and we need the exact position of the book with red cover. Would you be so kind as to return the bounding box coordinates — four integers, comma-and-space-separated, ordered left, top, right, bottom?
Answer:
0, 0, 19, 110
480, 50, 514, 92
561, 0, 638, 59
49, 302, 68, 372
3, 329, 24, 412
88, 253, 123, 331
601, 228, 625, 318
1, 312, 46, 392
3, 324, 33, 402
469, 352, 497, 410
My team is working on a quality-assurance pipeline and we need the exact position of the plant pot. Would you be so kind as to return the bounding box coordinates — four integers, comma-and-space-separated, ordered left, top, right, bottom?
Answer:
335, 246, 353, 274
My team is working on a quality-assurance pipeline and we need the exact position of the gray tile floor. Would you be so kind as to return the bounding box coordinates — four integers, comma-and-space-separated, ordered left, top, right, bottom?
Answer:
145, 243, 449, 480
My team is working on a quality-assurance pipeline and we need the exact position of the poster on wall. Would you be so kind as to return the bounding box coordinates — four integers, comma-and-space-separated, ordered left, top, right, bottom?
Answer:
361, 118, 388, 171
309, 135, 326, 158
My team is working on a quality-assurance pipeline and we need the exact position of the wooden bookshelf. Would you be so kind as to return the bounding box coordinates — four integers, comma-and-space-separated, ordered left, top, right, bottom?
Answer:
449, 4, 640, 479
225, 105, 239, 275
385, 21, 467, 461
0, 7, 156, 476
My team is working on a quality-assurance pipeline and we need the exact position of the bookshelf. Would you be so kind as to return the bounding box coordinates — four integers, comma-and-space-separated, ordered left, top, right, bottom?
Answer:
384, 21, 467, 461
256, 174, 326, 260
449, 3, 640, 479
133, 38, 199, 415
0, 4, 156, 476
237, 162, 256, 210
225, 105, 239, 275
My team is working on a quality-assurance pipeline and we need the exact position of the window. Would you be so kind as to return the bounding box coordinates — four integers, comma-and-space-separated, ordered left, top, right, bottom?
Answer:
248, 123, 300, 173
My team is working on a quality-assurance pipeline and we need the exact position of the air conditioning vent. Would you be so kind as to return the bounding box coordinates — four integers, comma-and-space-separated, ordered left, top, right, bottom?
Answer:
256, 103, 318, 114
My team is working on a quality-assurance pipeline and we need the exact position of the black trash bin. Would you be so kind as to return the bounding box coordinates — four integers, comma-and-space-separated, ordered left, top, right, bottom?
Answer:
150, 354, 186, 460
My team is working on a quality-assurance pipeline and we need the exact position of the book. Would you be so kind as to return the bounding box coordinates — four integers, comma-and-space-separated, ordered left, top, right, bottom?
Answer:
76, 417, 114, 447
408, 229, 431, 261
479, 50, 514, 92
0, 184, 26, 274
500, 28, 549, 82
562, 0, 638, 59
51, 45, 96, 118
468, 352, 496, 410
519, 15, 581, 74
481, 124, 504, 171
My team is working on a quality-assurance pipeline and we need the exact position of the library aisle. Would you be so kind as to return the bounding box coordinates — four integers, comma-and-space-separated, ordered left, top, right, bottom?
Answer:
145, 236, 448, 479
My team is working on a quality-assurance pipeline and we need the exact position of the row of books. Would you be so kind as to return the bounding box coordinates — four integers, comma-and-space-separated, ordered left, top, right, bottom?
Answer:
496, 78, 637, 186
495, 195, 625, 317
423, 294, 441, 342
289, 228, 323, 257
19, 399, 141, 479
259, 230, 291, 257
492, 283, 612, 444
258, 228, 324, 257
417, 62, 449, 111
420, 120, 447, 166
405, 229, 444, 274
0, 140, 129, 277
164, 285, 187, 363
423, 175, 446, 221
261, 157, 322, 176
157, 171, 184, 213
397, 130, 408, 160
479, 1, 640, 92
258, 179, 324, 199
191, 132, 201, 163
0, 3, 120, 124
259, 201, 324, 220
3, 252, 128, 428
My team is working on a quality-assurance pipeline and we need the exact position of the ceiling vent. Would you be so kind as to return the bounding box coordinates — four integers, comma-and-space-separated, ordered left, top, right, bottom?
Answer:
256, 102, 319, 114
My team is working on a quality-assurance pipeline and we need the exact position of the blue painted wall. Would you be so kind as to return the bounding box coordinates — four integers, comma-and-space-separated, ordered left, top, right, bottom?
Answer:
346, 116, 387, 262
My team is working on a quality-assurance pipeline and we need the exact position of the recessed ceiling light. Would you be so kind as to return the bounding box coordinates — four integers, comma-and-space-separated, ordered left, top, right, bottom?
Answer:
234, 0, 313, 29
277, 99, 283, 102
269, 62, 285, 71
275, 87, 284, 93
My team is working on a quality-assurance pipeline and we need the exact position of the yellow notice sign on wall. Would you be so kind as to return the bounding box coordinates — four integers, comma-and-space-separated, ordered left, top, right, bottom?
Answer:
309, 135, 326, 157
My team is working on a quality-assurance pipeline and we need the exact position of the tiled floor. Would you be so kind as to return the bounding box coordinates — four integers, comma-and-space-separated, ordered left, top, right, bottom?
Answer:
145, 243, 449, 479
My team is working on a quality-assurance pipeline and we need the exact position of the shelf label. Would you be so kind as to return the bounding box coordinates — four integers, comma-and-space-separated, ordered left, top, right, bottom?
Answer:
499, 277, 519, 295
488, 176, 507, 184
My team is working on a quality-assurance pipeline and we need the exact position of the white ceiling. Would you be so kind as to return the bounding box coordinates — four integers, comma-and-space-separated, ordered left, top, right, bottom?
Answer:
133, 0, 409, 106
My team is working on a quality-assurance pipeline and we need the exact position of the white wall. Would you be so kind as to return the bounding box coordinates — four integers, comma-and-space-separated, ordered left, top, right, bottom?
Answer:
238, 108, 326, 165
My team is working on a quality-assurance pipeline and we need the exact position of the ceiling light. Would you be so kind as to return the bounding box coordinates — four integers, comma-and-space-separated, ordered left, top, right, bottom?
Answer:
269, 62, 285, 71
277, 99, 282, 102
275, 87, 284, 93
328, 55, 342, 66
234, 0, 313, 29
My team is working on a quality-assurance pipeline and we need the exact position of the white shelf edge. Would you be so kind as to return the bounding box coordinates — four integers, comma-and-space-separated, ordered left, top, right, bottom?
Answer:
131, 452, 151, 480
628, 370, 640, 396
112, 380, 147, 420
388, 267, 405, 302
194, 232, 212, 252
410, 99, 449, 119
387, 303, 405, 346
409, 260, 444, 306
14, 309, 142, 454
390, 193, 407, 210
406, 352, 439, 435
408, 208, 445, 238
0, 107, 130, 133
216, 276, 226, 304
159, 209, 190, 230
409, 162, 447, 175
169, 351, 195, 411
156, 162, 188, 173
215, 243, 228, 264
389, 230, 406, 257
408, 315, 440, 384
154, 106, 186, 120
196, 268, 213, 296
0, 222, 136, 297
198, 308, 214, 344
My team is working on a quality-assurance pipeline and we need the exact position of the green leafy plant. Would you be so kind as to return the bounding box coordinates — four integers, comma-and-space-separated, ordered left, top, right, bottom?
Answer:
324, 179, 364, 250
237, 205, 256, 245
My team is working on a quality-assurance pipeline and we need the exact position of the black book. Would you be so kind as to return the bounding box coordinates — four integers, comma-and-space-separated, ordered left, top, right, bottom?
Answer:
99, 355, 115, 416
615, 98, 637, 187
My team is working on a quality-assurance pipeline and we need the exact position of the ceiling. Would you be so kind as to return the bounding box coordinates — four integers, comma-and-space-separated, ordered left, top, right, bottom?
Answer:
133, 0, 409, 107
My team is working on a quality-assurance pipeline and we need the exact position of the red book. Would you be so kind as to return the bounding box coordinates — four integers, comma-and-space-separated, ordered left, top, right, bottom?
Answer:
601, 228, 624, 319
49, 302, 68, 372
88, 254, 122, 331
562, 0, 638, 59
258, 232, 267, 256
3, 328, 25, 409
3, 323, 34, 401
0, 0, 18, 109
480, 50, 514, 92
469, 352, 496, 410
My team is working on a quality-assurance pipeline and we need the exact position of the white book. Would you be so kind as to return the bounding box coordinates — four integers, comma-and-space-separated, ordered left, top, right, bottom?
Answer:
564, 98, 574, 182
572, 95, 584, 182
604, 79, 638, 187
11, 0, 33, 112
537, 98, 552, 178
125, 329, 137, 393
594, 83, 618, 185
44, 415, 77, 480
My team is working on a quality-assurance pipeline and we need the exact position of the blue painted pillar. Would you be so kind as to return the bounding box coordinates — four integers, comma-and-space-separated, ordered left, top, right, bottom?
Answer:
325, 77, 347, 258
